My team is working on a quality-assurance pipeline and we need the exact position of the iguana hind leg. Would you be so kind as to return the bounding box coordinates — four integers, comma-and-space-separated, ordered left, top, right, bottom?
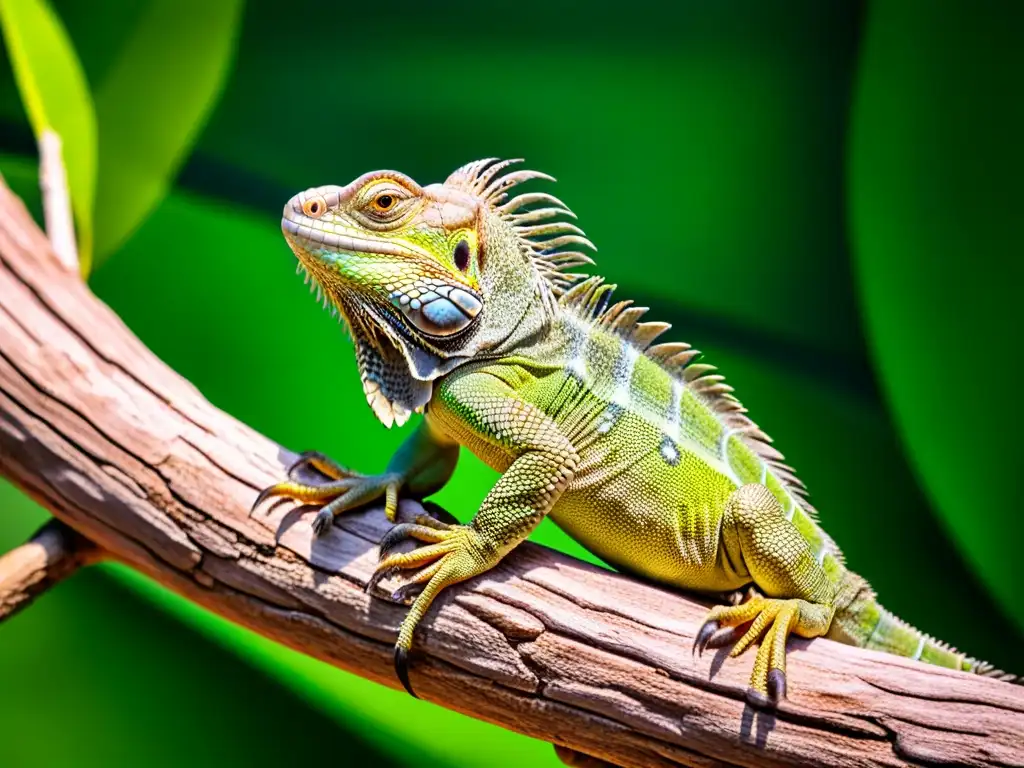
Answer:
252, 421, 458, 536
695, 483, 835, 707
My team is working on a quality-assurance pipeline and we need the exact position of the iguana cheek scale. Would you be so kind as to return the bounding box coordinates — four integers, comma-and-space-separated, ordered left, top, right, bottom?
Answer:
253, 159, 1020, 706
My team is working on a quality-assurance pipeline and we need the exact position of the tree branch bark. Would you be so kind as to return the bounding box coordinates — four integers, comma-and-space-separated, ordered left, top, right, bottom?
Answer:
0, 174, 1020, 768
0, 517, 101, 619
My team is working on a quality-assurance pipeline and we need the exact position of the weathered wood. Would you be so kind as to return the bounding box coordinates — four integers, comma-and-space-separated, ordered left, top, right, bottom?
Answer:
0, 518, 101, 619
0, 175, 1021, 768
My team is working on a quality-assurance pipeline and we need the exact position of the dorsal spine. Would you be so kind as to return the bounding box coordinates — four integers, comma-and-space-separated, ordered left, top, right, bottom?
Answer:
559, 277, 845, 574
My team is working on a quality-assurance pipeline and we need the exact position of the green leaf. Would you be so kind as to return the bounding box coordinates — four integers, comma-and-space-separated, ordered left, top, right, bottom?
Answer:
91, 0, 244, 266
849, 1, 1024, 633
0, 0, 96, 272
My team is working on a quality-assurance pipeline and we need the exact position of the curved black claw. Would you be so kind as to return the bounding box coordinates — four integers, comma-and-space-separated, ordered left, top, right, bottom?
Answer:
310, 508, 334, 537
703, 625, 745, 651
767, 669, 786, 701
390, 581, 424, 604
366, 566, 398, 595
421, 500, 460, 527
745, 686, 774, 710
287, 450, 322, 476
250, 486, 280, 515
395, 646, 417, 698
378, 524, 419, 559
693, 620, 720, 656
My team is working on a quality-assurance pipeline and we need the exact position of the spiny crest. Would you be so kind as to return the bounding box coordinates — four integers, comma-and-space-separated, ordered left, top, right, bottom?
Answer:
445, 158, 597, 310
878, 610, 1019, 683
561, 276, 816, 513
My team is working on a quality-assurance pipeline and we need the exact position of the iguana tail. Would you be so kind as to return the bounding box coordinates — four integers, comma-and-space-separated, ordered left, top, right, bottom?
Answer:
829, 571, 1021, 683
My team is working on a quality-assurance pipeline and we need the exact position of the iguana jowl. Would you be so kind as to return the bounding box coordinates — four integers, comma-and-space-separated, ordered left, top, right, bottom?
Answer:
255, 159, 1018, 705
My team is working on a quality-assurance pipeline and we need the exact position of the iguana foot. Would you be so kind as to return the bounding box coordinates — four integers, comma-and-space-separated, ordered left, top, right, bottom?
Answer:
366, 520, 495, 697
694, 596, 831, 708
252, 450, 401, 536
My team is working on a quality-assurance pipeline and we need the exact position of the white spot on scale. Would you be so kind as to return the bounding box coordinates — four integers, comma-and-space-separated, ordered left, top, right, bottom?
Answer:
784, 499, 796, 522
666, 379, 683, 428
595, 404, 623, 435
568, 356, 588, 382
660, 436, 680, 466
719, 427, 735, 455
911, 634, 926, 661
866, 611, 885, 645
815, 544, 829, 565
564, 316, 589, 383
611, 344, 639, 408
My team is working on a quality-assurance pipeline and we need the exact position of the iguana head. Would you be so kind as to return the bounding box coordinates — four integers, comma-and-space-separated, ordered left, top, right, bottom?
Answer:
281, 159, 594, 427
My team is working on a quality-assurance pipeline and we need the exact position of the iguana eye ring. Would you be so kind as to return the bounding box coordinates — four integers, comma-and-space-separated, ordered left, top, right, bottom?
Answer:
302, 196, 326, 218
373, 193, 395, 211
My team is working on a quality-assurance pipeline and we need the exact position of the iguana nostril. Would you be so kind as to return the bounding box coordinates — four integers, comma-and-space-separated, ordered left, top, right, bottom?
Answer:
454, 239, 471, 272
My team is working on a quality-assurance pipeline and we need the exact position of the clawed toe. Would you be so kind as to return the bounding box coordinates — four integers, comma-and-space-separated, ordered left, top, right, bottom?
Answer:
250, 485, 280, 514
286, 451, 319, 476
745, 686, 773, 709
368, 524, 457, 594
311, 508, 334, 537
366, 566, 398, 595
390, 581, 425, 604
767, 668, 786, 700
379, 524, 420, 558
420, 500, 460, 527
395, 646, 416, 698
252, 450, 402, 539
378, 521, 449, 558
287, 450, 351, 480
694, 596, 812, 708
693, 620, 720, 656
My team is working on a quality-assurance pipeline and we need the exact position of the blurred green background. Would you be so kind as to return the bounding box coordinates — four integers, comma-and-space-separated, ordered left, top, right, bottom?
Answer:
0, 1, 1021, 766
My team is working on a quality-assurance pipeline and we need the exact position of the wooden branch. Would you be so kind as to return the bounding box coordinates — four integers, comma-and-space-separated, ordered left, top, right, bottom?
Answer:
0, 175, 1021, 768
0, 518, 101, 620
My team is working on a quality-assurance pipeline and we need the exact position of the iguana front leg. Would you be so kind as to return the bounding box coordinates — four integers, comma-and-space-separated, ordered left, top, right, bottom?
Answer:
694, 484, 836, 707
253, 420, 459, 535
367, 371, 579, 696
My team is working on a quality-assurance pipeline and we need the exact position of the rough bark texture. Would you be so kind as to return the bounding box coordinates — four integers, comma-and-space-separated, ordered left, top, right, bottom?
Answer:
0, 518, 100, 619
0, 176, 1021, 768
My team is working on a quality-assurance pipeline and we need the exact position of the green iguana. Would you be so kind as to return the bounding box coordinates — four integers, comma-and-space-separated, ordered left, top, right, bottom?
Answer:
254, 158, 1018, 706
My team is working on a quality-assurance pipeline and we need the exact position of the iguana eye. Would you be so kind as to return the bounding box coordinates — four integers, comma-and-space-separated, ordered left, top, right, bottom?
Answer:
302, 196, 326, 218
362, 183, 411, 219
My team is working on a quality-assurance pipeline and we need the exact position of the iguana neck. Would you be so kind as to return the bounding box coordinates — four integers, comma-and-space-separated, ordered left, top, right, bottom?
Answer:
454, 207, 551, 358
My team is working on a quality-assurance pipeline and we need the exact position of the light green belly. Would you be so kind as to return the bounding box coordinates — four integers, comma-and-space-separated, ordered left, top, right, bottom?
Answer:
549, 434, 744, 593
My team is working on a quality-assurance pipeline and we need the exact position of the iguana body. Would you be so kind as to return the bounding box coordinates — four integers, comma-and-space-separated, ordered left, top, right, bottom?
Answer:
256, 159, 1017, 704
